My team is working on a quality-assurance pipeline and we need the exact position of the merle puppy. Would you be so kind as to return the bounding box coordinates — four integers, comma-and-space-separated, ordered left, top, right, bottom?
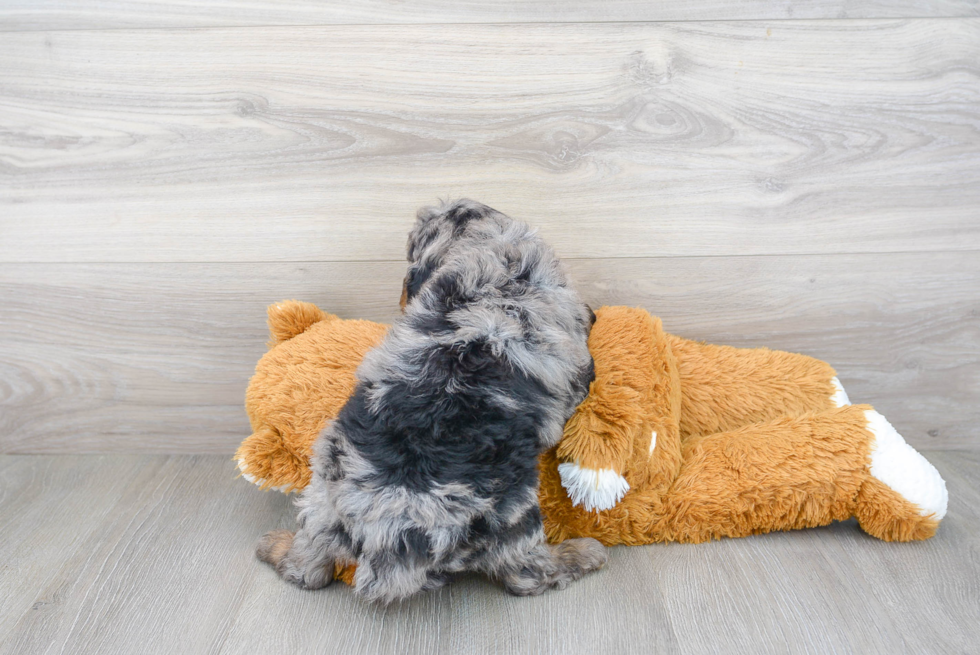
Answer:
257, 199, 605, 602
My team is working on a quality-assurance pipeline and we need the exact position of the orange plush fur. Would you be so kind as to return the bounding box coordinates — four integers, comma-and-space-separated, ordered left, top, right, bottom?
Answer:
238, 303, 387, 493
238, 301, 943, 583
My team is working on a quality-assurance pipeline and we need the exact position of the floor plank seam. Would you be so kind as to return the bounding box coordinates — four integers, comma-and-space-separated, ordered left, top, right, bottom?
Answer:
5, 246, 980, 266
2, 15, 978, 35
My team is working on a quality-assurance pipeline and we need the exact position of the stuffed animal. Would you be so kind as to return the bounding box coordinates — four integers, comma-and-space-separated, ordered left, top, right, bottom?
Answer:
238, 301, 948, 583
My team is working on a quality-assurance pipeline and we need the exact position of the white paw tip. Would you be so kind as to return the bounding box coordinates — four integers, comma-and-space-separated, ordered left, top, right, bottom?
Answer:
865, 410, 948, 520
237, 458, 292, 493
557, 462, 629, 512
830, 377, 851, 407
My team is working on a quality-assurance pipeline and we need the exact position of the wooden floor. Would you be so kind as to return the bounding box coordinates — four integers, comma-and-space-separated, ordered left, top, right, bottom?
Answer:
1, 451, 977, 655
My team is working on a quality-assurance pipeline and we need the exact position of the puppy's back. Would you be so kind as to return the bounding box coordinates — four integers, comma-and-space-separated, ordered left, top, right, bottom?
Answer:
375, 198, 594, 443
312, 200, 595, 601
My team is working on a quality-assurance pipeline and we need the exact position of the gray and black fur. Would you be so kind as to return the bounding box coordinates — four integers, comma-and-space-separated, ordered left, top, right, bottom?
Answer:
257, 199, 605, 603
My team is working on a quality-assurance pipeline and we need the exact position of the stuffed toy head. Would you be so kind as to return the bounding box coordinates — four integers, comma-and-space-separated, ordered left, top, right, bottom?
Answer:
237, 302, 388, 493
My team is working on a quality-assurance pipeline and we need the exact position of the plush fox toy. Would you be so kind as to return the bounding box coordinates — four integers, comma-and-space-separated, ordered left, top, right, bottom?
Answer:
237, 301, 948, 584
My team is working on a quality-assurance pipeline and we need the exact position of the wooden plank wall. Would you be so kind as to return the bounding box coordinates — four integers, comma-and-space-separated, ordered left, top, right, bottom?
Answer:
1, 4, 978, 453
1, 1, 977, 30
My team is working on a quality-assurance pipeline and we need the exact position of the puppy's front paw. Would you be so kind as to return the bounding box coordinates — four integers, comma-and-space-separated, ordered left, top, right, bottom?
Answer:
557, 461, 629, 512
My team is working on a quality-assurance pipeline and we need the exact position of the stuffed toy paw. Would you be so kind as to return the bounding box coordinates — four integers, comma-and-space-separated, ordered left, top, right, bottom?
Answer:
238, 301, 947, 582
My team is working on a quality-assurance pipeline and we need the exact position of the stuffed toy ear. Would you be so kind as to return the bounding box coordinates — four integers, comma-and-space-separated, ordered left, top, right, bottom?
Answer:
266, 300, 337, 347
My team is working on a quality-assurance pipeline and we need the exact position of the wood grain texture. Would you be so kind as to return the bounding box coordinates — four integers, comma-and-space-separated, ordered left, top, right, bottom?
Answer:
1, 251, 977, 453
0, 452, 977, 654
647, 452, 980, 653
1, 455, 287, 655
0, 455, 151, 639
2, 20, 979, 262
1, 0, 977, 31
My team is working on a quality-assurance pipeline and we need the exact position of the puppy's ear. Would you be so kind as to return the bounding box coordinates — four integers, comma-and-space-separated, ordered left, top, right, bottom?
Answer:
402, 260, 436, 306
585, 304, 597, 327
571, 357, 596, 398
403, 204, 446, 309
407, 204, 445, 263
399, 276, 409, 311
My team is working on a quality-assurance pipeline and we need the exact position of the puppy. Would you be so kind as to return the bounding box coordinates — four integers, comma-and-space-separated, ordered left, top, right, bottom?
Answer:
258, 199, 605, 602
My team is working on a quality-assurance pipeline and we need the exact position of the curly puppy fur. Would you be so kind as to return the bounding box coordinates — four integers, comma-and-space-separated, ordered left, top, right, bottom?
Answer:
258, 199, 605, 602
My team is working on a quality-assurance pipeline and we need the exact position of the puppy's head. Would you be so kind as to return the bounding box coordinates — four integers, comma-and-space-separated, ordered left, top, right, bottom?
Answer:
401, 199, 500, 309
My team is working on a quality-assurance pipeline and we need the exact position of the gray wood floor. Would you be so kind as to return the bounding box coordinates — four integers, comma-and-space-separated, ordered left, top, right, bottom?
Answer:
1, 451, 977, 655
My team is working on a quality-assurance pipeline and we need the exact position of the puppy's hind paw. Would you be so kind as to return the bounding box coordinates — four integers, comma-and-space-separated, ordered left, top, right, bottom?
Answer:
256, 529, 294, 566
257, 529, 334, 590
556, 537, 608, 579
500, 538, 608, 596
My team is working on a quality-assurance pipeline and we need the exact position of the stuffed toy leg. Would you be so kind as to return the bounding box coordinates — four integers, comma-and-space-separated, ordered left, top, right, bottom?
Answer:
545, 307, 948, 545
669, 335, 847, 437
